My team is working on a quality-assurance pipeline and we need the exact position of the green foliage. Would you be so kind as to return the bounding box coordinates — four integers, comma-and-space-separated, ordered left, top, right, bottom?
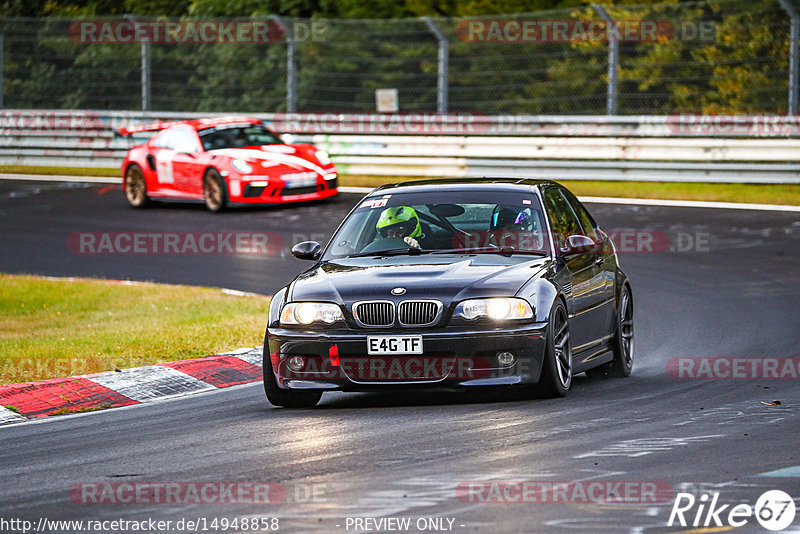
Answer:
0, 0, 793, 114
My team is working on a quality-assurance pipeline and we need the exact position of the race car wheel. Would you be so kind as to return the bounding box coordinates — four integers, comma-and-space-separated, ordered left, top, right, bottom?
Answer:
203, 169, 228, 212
608, 284, 634, 377
586, 284, 634, 379
124, 164, 150, 208
262, 346, 323, 408
537, 300, 572, 397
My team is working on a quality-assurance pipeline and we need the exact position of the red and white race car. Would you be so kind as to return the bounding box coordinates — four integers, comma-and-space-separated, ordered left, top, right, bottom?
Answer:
119, 117, 338, 211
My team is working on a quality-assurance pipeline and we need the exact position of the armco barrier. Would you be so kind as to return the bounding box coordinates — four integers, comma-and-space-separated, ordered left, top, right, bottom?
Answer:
0, 110, 799, 183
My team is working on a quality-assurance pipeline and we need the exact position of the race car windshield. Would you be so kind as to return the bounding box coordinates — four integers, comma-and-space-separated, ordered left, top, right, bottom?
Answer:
198, 124, 282, 151
323, 191, 552, 260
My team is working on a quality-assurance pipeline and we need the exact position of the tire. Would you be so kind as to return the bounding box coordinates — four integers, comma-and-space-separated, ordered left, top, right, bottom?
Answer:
586, 284, 634, 379
124, 164, 150, 208
537, 300, 572, 398
262, 345, 322, 408
607, 285, 634, 377
203, 168, 228, 212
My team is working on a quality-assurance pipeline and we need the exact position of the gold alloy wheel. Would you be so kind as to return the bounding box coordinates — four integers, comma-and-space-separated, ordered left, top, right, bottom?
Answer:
204, 173, 223, 211
125, 165, 147, 207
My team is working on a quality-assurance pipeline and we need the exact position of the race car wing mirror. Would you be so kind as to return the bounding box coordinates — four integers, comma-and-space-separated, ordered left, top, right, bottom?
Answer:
292, 241, 321, 261
560, 234, 597, 256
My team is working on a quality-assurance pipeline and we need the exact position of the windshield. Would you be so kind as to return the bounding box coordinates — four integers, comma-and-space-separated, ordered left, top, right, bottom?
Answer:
323, 190, 552, 260
198, 124, 282, 151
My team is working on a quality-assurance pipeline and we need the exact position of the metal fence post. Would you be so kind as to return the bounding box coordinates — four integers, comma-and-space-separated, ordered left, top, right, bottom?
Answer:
125, 15, 151, 111
779, 0, 799, 115
270, 15, 296, 112
0, 24, 4, 109
593, 5, 618, 115
422, 17, 449, 113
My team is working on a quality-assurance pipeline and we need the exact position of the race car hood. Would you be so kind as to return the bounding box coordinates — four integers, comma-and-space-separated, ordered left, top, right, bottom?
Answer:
288, 255, 550, 306
207, 144, 326, 175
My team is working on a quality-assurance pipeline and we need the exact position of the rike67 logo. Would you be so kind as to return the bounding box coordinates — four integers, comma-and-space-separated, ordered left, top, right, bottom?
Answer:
668, 489, 796, 531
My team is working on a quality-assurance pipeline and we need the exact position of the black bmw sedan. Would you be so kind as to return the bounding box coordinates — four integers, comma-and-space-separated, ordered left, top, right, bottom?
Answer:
263, 179, 633, 407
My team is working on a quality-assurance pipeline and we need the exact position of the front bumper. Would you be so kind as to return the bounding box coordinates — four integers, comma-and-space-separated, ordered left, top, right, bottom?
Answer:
228, 172, 339, 204
266, 324, 548, 391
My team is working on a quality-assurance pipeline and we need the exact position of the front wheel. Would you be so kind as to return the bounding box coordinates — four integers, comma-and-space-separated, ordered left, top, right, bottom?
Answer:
203, 169, 228, 212
537, 300, 572, 398
262, 346, 322, 408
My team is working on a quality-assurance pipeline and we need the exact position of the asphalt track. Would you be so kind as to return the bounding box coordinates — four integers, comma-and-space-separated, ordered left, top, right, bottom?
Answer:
1, 180, 800, 533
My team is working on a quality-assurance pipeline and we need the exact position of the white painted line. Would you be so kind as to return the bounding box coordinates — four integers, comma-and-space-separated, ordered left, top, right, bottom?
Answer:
2, 174, 798, 211
758, 466, 800, 477
580, 195, 800, 212
89, 366, 214, 402
219, 345, 260, 356
221, 288, 266, 298
0, 406, 26, 425
338, 186, 373, 194
0, 173, 120, 183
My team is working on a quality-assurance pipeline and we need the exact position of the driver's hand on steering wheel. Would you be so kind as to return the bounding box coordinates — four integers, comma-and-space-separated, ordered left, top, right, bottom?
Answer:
403, 236, 420, 249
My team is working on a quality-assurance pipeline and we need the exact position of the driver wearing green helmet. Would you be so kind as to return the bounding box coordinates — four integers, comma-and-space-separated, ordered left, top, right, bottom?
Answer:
376, 206, 422, 248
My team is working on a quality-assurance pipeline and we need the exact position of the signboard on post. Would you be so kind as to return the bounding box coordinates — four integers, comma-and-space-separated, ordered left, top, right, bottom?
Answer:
375, 88, 399, 113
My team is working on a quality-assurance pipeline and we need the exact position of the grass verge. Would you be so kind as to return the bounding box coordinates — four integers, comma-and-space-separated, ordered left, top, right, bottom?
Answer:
1, 166, 798, 205
0, 165, 119, 177
0, 274, 268, 385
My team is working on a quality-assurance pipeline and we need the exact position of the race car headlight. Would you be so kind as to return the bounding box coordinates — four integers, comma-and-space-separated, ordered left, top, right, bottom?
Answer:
454, 298, 533, 321
280, 302, 344, 325
315, 150, 332, 165
231, 159, 253, 174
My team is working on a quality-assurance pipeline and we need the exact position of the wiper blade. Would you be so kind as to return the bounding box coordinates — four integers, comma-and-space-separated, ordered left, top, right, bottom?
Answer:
347, 247, 426, 258
429, 247, 548, 256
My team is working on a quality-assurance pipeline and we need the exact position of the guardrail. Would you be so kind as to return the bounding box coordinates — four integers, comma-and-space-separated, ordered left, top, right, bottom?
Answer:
1, 110, 799, 183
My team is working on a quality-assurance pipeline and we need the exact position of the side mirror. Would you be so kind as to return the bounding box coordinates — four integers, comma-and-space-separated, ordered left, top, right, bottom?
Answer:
560, 234, 597, 256
280, 133, 296, 145
292, 241, 321, 261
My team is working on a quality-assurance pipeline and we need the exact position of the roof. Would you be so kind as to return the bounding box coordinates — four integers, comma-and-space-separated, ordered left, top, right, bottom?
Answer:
371, 178, 561, 195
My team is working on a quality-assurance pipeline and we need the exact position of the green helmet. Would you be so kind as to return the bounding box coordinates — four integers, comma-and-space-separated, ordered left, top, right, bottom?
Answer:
376, 206, 421, 238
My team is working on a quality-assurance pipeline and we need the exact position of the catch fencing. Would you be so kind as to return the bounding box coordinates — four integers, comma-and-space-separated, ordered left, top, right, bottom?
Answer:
0, 0, 798, 115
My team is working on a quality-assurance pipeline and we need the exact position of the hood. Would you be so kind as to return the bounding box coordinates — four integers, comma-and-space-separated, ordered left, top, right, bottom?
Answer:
207, 145, 326, 175
289, 255, 549, 306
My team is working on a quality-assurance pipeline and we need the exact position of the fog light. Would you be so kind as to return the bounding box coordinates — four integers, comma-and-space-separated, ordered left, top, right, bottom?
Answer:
497, 351, 515, 366
286, 355, 305, 372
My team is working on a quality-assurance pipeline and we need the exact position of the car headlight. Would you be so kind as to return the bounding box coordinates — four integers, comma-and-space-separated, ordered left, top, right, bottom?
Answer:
315, 150, 332, 165
231, 159, 253, 174
280, 302, 343, 325
454, 298, 534, 321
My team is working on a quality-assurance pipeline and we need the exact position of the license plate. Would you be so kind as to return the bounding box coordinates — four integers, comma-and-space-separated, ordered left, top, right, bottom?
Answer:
367, 335, 423, 355
283, 177, 317, 188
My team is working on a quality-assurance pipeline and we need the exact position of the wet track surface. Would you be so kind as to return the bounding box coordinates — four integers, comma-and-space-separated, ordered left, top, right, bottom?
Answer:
1, 180, 800, 532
